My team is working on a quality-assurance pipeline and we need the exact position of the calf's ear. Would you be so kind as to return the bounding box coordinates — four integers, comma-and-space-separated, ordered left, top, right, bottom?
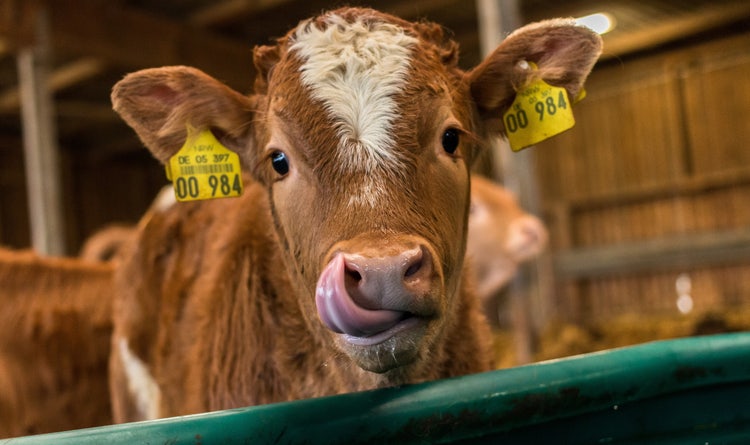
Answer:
467, 19, 602, 135
111, 66, 255, 164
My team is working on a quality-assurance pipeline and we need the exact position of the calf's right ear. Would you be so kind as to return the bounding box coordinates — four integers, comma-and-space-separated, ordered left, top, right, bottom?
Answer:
111, 66, 256, 165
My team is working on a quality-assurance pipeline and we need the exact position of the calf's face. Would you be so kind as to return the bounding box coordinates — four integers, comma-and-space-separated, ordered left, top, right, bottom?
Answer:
254, 14, 476, 372
111, 8, 600, 376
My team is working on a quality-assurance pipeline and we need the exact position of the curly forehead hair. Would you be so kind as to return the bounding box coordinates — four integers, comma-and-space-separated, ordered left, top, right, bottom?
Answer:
252, 7, 460, 92
312, 7, 460, 67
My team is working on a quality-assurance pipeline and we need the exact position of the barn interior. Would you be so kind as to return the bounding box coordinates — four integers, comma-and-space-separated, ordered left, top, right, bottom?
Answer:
0, 0, 749, 374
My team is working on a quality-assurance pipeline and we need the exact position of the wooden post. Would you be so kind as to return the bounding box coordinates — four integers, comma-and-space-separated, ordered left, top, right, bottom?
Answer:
475, 0, 554, 365
17, 7, 66, 255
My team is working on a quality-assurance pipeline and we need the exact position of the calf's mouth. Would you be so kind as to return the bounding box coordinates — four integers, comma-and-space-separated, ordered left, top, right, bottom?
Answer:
315, 243, 440, 370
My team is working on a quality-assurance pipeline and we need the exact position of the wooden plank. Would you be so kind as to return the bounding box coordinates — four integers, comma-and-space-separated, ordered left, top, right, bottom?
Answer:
538, 32, 750, 209
555, 229, 750, 279
563, 166, 750, 212
682, 54, 750, 176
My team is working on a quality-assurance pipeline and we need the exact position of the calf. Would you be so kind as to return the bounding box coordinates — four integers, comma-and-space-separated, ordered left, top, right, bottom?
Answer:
0, 249, 113, 437
111, 7, 601, 421
79, 224, 135, 262
468, 175, 548, 323
0, 186, 180, 437
0, 177, 545, 436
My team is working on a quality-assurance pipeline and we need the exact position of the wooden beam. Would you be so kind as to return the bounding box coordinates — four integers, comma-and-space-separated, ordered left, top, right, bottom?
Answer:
476, 0, 545, 366
555, 229, 750, 279
0, 57, 105, 112
600, 2, 750, 60
17, 7, 65, 255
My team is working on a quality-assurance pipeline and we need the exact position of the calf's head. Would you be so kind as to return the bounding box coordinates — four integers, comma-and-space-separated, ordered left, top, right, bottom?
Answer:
112, 8, 600, 376
468, 176, 548, 303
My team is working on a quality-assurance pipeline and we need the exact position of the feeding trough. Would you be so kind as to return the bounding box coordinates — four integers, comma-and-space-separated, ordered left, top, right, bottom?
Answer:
4, 332, 750, 444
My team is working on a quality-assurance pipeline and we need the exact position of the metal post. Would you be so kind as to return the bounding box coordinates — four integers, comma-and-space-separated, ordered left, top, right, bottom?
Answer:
17, 7, 66, 255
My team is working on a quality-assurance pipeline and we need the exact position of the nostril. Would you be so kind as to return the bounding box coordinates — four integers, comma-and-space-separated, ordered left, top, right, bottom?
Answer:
403, 246, 431, 282
526, 219, 543, 237
521, 224, 538, 243
404, 259, 422, 278
519, 217, 547, 246
345, 266, 362, 282
337, 244, 434, 310
343, 263, 363, 297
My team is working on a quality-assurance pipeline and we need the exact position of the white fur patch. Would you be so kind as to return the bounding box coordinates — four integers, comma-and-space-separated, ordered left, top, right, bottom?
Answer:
291, 14, 417, 206
153, 185, 177, 213
118, 337, 161, 420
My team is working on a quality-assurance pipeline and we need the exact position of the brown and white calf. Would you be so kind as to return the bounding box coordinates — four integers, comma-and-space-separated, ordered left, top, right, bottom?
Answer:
0, 178, 544, 437
0, 188, 189, 437
468, 175, 548, 323
0, 249, 114, 437
110, 7, 601, 421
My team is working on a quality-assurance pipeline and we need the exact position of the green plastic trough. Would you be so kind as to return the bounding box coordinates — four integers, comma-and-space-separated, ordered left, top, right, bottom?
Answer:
4, 332, 750, 444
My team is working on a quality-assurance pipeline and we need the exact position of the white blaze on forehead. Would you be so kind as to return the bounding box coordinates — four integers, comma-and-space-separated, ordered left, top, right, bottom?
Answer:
291, 14, 418, 177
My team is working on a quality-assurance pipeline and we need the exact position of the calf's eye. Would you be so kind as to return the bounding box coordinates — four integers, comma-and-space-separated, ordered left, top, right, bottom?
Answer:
270, 151, 290, 175
442, 128, 460, 154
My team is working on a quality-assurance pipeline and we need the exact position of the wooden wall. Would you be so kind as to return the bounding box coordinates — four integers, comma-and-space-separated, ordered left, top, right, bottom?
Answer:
0, 133, 165, 254
0, 136, 30, 248
535, 31, 750, 324
60, 147, 165, 254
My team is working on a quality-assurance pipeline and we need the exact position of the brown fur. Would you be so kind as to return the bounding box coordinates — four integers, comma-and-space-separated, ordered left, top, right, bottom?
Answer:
110, 8, 601, 421
79, 224, 135, 262
0, 175, 547, 435
0, 248, 114, 438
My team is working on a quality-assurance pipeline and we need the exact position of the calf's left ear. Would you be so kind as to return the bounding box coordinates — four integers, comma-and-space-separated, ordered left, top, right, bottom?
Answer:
112, 66, 255, 165
467, 19, 602, 135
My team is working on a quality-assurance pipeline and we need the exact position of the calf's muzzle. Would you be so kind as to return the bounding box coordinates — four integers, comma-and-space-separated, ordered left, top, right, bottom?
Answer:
316, 243, 435, 340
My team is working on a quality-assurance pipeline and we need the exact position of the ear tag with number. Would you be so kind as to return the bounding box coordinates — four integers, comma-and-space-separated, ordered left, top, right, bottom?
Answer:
503, 62, 577, 152
165, 126, 243, 202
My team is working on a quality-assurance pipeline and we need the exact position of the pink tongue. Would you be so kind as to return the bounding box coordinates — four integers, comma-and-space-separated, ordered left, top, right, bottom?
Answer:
316, 255, 406, 337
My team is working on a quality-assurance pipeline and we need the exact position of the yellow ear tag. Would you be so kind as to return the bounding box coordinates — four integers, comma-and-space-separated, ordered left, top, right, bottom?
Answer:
165, 127, 243, 202
503, 62, 576, 152
573, 88, 587, 105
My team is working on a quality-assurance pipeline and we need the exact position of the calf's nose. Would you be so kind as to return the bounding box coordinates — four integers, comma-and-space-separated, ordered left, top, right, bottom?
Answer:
507, 215, 548, 260
343, 245, 433, 310
315, 245, 434, 338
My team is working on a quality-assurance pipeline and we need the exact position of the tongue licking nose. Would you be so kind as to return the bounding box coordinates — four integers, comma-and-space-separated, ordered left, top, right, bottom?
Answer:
315, 246, 430, 338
